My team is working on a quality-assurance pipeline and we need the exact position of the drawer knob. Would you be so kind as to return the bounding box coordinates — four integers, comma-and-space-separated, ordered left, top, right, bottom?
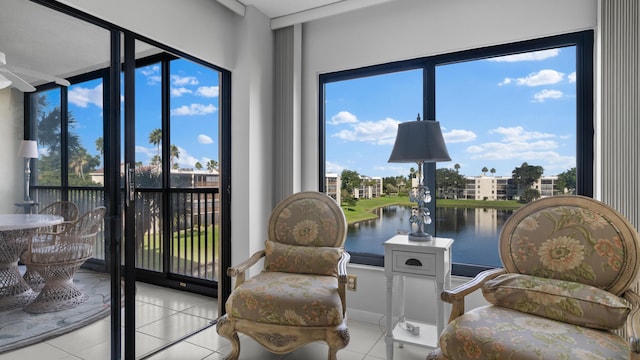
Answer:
405, 258, 422, 266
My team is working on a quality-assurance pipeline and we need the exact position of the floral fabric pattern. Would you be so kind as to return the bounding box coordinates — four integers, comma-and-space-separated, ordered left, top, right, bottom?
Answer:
270, 197, 345, 247
503, 205, 628, 291
226, 271, 343, 327
482, 273, 631, 330
264, 240, 342, 276
439, 305, 629, 360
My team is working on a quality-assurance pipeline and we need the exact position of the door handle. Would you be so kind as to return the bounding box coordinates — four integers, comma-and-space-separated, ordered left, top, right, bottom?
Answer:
125, 163, 135, 207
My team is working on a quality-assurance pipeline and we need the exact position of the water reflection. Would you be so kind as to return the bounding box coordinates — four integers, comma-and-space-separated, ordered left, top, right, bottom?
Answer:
345, 205, 514, 267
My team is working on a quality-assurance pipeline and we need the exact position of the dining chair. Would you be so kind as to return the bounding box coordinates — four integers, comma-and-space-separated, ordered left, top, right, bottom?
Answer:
22, 206, 106, 313
21, 201, 80, 290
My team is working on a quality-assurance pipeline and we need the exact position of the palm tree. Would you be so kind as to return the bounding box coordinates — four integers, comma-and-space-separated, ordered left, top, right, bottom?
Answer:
195, 162, 202, 171
490, 168, 496, 176
148, 128, 162, 166
95, 137, 103, 167
207, 160, 218, 172
170, 144, 180, 169
454, 163, 460, 173
70, 150, 90, 180
481, 166, 488, 175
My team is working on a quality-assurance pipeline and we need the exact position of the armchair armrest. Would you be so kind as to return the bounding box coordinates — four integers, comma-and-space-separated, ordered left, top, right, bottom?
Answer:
337, 251, 350, 285
337, 251, 350, 316
441, 268, 505, 322
227, 250, 265, 288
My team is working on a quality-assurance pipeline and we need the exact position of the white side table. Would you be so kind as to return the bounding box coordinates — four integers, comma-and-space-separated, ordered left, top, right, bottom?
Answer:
384, 234, 453, 359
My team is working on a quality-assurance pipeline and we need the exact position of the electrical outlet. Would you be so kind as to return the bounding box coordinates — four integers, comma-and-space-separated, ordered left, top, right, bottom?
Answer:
347, 274, 357, 291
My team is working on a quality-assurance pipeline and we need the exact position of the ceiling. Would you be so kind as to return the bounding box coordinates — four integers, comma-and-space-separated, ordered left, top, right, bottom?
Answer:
239, 0, 345, 18
218, 0, 395, 29
0, 0, 393, 90
0, 0, 111, 87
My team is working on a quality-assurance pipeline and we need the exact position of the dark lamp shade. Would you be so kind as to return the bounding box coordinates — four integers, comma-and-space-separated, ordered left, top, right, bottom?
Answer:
388, 120, 451, 163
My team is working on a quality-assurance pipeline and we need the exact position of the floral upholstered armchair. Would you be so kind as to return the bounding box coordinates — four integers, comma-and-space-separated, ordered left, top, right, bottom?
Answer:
216, 192, 350, 360
428, 195, 640, 360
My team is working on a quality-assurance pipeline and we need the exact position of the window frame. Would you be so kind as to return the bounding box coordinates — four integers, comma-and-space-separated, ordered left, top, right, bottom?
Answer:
318, 30, 594, 275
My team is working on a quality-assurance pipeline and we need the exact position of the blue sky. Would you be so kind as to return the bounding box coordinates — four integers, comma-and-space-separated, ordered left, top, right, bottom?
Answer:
62, 58, 220, 170
45, 47, 575, 179
325, 47, 577, 178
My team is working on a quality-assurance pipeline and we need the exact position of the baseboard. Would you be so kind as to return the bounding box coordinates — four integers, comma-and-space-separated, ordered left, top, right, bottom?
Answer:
348, 307, 385, 326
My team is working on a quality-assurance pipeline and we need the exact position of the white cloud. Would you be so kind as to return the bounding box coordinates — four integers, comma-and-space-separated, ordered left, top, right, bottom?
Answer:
465, 126, 573, 172
135, 145, 155, 159
331, 117, 399, 145
325, 161, 345, 174
444, 129, 477, 143
502, 69, 564, 87
198, 134, 213, 144
174, 146, 202, 169
195, 86, 219, 98
140, 65, 161, 85
498, 78, 512, 86
171, 87, 192, 97
533, 89, 564, 102
490, 126, 555, 142
171, 103, 217, 116
140, 65, 159, 77
329, 111, 358, 125
568, 72, 576, 83
488, 49, 560, 62
171, 75, 199, 86
68, 83, 104, 108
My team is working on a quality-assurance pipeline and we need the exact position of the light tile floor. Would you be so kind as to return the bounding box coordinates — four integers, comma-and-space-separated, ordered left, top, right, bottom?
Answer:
0, 281, 429, 360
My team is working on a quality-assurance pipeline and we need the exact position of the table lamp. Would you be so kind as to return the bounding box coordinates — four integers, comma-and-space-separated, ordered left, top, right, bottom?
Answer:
17, 140, 39, 202
388, 114, 450, 241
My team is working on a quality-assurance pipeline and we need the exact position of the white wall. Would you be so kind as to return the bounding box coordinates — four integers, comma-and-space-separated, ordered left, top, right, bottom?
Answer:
300, 0, 597, 321
0, 88, 26, 213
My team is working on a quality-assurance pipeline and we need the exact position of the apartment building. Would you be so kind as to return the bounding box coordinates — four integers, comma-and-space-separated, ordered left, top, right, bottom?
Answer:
464, 175, 560, 201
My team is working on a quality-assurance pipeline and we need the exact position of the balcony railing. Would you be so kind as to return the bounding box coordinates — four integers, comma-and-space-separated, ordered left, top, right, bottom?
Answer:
31, 186, 219, 282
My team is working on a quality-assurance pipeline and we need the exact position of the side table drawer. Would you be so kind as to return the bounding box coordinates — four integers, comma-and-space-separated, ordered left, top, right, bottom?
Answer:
392, 250, 436, 276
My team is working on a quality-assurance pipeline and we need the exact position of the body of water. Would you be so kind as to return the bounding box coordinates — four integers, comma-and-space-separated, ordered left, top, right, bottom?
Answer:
345, 205, 514, 268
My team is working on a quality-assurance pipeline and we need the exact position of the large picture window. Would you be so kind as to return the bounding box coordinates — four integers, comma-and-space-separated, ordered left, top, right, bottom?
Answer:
319, 31, 593, 275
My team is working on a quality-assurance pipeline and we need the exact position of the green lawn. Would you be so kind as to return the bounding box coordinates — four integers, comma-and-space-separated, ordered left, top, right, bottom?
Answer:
341, 196, 523, 224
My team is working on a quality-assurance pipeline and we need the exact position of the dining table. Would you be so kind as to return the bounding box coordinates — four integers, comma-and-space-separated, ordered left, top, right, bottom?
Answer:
0, 213, 64, 310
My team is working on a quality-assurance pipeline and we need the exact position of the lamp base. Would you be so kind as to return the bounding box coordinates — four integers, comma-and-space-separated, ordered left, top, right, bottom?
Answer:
408, 232, 433, 242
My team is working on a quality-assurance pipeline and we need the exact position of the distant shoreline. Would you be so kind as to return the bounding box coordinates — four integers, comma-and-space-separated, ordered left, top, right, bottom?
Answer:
342, 196, 522, 224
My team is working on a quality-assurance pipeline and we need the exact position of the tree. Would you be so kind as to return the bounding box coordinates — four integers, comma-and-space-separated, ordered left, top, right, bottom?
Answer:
35, 93, 97, 186
512, 162, 544, 202
436, 168, 466, 199
556, 167, 576, 194
195, 162, 203, 171
340, 169, 361, 206
490, 168, 496, 176
95, 137, 103, 167
454, 163, 461, 173
207, 160, 218, 172
149, 128, 162, 164
521, 188, 541, 203
341, 169, 361, 195
170, 144, 180, 169
481, 166, 488, 175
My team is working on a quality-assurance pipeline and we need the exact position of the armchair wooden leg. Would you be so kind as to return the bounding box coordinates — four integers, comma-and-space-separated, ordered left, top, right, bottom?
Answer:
216, 315, 240, 360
